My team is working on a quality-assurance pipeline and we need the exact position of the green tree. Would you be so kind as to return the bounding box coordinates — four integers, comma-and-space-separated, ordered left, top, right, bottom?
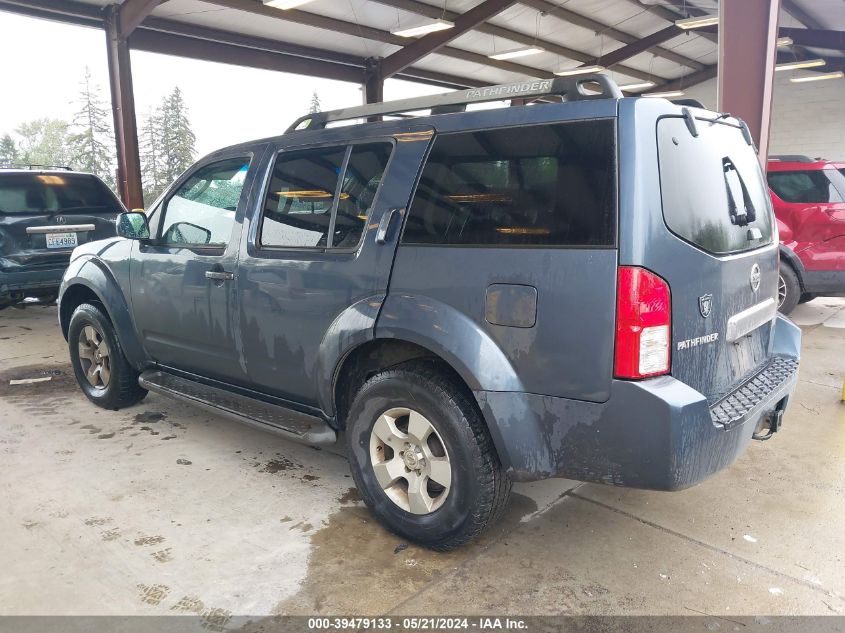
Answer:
159, 87, 196, 185
15, 118, 73, 168
0, 134, 18, 166
139, 107, 166, 203
308, 90, 322, 114
68, 67, 115, 186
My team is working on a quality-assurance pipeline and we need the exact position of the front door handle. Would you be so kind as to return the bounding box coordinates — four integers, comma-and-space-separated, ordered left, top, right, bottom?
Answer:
205, 270, 234, 281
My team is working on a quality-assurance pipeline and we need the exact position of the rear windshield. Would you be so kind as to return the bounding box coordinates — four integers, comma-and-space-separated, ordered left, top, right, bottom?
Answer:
767, 169, 845, 203
657, 117, 774, 255
403, 120, 617, 247
0, 173, 121, 215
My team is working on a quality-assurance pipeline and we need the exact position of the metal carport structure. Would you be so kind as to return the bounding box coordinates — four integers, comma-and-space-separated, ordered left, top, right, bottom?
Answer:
0, 0, 842, 209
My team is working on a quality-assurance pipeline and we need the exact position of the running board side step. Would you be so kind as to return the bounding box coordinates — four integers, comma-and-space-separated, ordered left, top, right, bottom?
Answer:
138, 370, 337, 446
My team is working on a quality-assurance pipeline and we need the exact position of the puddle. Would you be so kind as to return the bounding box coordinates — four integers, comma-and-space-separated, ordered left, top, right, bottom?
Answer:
266, 493, 537, 616
134, 411, 167, 424
338, 487, 361, 504
0, 363, 77, 398
260, 457, 301, 474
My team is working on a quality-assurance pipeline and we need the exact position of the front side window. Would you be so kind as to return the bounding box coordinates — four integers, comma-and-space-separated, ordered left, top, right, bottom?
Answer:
767, 169, 845, 204
260, 142, 392, 249
160, 158, 249, 247
402, 121, 617, 247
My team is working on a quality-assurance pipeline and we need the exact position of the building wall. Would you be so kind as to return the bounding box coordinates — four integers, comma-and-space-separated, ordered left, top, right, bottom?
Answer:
682, 74, 845, 161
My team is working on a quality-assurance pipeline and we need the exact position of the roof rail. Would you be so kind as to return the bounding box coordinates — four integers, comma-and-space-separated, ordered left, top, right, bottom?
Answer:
671, 98, 706, 109
0, 163, 73, 171
287, 75, 623, 132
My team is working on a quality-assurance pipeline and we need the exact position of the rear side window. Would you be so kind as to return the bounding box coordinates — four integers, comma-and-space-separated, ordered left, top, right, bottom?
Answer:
658, 117, 773, 255
402, 120, 617, 246
261, 146, 346, 248
0, 173, 121, 215
333, 143, 392, 248
767, 170, 845, 203
259, 142, 392, 249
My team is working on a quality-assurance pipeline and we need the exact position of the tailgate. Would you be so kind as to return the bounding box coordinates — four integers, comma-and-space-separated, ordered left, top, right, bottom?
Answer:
655, 113, 779, 403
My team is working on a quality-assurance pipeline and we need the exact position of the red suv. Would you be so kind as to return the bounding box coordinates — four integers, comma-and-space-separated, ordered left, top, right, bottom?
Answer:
767, 156, 845, 313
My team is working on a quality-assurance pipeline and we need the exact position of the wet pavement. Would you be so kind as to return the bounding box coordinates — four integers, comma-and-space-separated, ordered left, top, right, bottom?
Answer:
0, 300, 843, 625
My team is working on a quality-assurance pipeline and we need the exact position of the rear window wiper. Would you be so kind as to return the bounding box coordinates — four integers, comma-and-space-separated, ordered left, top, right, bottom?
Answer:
722, 158, 757, 227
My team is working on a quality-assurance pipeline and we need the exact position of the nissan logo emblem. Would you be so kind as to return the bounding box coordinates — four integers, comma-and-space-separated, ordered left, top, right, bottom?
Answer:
750, 263, 761, 292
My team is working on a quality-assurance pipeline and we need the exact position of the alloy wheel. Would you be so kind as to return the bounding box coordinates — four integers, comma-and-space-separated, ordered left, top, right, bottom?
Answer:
778, 274, 787, 309
369, 407, 452, 514
77, 325, 111, 389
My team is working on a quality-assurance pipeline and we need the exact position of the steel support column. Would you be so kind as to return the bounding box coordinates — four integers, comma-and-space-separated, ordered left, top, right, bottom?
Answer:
718, 0, 781, 161
105, 5, 144, 209
364, 58, 384, 104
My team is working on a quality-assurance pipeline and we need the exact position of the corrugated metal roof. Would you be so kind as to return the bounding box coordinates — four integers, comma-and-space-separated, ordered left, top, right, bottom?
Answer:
7, 0, 844, 91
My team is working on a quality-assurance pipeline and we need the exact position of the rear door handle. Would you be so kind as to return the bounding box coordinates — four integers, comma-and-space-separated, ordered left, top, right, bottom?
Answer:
376, 208, 403, 245
205, 270, 234, 281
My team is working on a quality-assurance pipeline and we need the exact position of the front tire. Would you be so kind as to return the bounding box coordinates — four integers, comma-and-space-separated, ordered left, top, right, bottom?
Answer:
68, 303, 147, 409
345, 361, 511, 550
778, 264, 801, 315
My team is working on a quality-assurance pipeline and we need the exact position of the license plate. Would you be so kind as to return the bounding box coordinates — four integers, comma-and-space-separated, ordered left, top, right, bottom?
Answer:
45, 232, 78, 249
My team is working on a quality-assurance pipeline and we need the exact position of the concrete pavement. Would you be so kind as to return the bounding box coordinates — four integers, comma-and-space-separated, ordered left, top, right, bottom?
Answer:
0, 299, 843, 627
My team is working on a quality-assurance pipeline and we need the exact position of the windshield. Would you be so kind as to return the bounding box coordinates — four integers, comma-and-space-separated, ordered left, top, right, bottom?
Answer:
767, 169, 845, 204
657, 116, 774, 255
0, 173, 121, 215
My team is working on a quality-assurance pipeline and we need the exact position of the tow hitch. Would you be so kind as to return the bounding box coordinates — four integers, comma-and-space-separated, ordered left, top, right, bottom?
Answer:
752, 408, 784, 441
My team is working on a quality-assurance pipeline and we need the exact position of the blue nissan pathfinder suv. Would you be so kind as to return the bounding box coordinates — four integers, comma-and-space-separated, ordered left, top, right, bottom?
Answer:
58, 76, 801, 550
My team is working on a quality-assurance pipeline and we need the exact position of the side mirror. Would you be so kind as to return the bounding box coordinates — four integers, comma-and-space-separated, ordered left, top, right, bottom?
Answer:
116, 211, 151, 240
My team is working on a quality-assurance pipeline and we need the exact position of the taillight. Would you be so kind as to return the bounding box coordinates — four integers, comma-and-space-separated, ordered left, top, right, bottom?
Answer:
614, 266, 671, 379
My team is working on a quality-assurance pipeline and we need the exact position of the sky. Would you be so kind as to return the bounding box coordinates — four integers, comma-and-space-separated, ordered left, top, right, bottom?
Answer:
0, 12, 445, 156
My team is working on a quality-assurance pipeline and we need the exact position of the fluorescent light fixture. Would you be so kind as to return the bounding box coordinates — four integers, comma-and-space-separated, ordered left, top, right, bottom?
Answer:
776, 36, 793, 47
392, 19, 454, 38
488, 46, 545, 61
554, 65, 605, 76
675, 15, 719, 29
644, 90, 685, 98
262, 0, 315, 8
789, 71, 844, 83
775, 58, 826, 71
619, 81, 656, 92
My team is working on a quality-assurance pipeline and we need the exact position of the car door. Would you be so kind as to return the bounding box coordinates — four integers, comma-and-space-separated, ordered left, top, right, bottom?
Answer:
767, 168, 845, 271
130, 154, 257, 383
236, 127, 433, 408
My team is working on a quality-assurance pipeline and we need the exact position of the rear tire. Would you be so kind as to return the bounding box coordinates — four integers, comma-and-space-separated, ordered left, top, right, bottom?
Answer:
345, 360, 511, 551
799, 293, 817, 305
68, 303, 147, 409
778, 264, 801, 315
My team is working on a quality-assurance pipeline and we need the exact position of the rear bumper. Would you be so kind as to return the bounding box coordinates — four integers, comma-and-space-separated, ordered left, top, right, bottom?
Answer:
475, 315, 801, 490
0, 267, 66, 300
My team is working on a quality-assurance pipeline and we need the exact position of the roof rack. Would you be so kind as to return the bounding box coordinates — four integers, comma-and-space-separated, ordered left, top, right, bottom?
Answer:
288, 75, 623, 132
0, 163, 73, 171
